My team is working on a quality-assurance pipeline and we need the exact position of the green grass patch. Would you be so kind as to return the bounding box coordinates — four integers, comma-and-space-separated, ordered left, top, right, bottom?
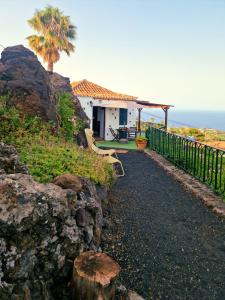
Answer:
97, 140, 137, 150
0, 94, 114, 186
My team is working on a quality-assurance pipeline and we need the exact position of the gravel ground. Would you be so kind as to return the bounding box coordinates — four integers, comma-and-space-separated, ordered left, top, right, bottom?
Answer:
101, 151, 225, 300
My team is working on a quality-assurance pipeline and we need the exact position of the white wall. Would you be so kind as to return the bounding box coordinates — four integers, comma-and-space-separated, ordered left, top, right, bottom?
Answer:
127, 108, 137, 128
104, 108, 136, 140
78, 96, 137, 140
77, 96, 93, 129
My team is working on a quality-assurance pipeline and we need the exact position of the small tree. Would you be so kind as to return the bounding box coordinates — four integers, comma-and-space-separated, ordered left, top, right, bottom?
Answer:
27, 6, 76, 72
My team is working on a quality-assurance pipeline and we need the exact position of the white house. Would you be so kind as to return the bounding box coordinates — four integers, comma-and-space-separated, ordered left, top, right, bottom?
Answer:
72, 79, 172, 140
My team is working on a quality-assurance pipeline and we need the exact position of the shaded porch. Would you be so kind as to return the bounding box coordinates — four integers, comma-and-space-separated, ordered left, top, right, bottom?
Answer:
94, 100, 173, 141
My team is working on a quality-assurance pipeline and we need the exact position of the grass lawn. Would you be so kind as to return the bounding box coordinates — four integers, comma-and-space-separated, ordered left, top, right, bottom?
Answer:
96, 140, 137, 150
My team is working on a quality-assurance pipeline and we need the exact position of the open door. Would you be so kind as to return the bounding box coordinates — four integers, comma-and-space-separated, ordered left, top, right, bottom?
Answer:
92, 107, 105, 139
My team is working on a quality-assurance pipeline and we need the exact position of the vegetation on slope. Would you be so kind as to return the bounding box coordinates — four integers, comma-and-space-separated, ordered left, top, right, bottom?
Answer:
140, 120, 225, 146
0, 94, 114, 185
169, 127, 225, 143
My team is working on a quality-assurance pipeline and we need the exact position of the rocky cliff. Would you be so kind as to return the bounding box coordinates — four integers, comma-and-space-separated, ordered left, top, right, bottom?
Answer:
0, 143, 107, 300
0, 45, 89, 144
0, 45, 57, 122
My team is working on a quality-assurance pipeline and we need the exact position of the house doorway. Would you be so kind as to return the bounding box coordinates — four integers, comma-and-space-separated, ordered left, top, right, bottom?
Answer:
92, 107, 105, 139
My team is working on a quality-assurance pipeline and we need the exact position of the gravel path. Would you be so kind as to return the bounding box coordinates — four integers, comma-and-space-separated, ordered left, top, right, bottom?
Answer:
101, 151, 225, 300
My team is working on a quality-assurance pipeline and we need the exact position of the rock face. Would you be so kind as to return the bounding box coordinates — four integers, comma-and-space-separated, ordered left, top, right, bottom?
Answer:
0, 142, 28, 174
53, 174, 83, 193
0, 45, 57, 122
0, 45, 89, 146
0, 145, 105, 300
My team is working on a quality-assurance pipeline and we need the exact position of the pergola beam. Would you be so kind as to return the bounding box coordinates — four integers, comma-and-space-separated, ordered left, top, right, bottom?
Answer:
136, 100, 172, 132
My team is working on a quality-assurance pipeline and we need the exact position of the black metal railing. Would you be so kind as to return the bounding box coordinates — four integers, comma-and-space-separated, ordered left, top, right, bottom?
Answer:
146, 126, 225, 198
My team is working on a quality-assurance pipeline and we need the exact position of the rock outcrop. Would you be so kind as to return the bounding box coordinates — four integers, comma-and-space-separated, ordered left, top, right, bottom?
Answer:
53, 174, 83, 193
0, 144, 105, 300
0, 142, 28, 174
0, 45, 57, 122
0, 45, 89, 146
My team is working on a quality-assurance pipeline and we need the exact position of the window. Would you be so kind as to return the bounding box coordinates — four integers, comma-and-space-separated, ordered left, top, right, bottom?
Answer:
119, 108, 128, 125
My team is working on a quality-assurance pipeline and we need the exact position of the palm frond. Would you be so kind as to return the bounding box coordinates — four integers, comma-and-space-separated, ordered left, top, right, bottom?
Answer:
27, 6, 77, 70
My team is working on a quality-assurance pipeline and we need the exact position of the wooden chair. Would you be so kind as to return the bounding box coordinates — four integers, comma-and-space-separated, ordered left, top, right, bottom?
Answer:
109, 126, 119, 141
84, 128, 125, 176
128, 127, 137, 140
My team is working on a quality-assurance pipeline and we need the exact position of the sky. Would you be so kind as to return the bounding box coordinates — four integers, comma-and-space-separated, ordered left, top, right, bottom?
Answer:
0, 0, 225, 111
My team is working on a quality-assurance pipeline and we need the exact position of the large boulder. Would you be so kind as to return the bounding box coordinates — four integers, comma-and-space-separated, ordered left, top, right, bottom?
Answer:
0, 172, 104, 300
0, 144, 107, 299
0, 45, 57, 122
53, 174, 83, 193
0, 45, 89, 146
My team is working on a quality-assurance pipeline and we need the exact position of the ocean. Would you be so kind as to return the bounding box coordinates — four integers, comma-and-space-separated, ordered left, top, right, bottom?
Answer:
141, 110, 225, 131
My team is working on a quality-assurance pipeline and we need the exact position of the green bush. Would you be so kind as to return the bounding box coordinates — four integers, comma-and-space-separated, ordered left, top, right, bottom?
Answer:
169, 127, 205, 141
56, 93, 85, 140
18, 134, 114, 185
0, 95, 114, 186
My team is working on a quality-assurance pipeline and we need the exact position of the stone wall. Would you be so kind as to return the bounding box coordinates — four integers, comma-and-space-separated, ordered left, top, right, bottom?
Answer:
0, 143, 107, 299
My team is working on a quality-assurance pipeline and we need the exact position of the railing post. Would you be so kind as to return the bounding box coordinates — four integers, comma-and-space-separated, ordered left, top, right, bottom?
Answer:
214, 149, 219, 191
203, 145, 207, 182
193, 142, 197, 176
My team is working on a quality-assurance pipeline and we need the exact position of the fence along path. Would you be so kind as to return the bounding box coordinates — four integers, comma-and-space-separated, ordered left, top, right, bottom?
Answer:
146, 126, 225, 198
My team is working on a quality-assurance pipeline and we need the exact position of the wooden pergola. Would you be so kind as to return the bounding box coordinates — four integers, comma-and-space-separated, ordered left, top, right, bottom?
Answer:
135, 100, 173, 132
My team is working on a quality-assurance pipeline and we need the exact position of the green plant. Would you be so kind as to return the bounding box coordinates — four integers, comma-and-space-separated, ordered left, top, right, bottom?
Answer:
135, 136, 147, 142
0, 100, 114, 186
18, 135, 114, 185
57, 93, 76, 140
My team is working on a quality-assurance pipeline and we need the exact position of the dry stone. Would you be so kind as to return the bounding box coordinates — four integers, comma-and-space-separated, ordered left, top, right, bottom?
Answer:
0, 145, 107, 300
53, 174, 83, 193
0, 142, 28, 174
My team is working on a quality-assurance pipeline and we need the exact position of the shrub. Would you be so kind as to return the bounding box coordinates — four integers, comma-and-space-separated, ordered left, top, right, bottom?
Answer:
135, 136, 147, 142
169, 127, 205, 141
0, 97, 114, 186
18, 134, 114, 185
56, 93, 85, 140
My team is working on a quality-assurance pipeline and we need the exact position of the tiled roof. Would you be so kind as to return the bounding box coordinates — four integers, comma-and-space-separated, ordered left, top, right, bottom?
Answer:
71, 79, 137, 101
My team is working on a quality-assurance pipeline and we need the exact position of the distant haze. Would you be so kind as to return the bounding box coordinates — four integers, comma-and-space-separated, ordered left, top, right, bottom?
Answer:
142, 109, 225, 131
1, 0, 225, 111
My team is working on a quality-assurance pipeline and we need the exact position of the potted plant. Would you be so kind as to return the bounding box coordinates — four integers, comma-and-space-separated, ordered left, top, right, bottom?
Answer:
135, 136, 148, 150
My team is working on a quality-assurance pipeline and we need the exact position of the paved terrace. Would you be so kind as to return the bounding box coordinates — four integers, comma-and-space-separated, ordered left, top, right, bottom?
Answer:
102, 151, 225, 300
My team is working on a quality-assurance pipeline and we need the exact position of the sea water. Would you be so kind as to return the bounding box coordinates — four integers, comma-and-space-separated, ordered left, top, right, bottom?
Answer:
142, 110, 225, 131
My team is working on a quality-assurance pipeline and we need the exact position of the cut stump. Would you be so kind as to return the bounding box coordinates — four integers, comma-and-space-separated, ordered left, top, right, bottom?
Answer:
72, 251, 120, 300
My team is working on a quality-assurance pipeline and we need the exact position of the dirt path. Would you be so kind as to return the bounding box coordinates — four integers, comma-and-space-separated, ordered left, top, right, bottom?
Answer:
102, 151, 225, 300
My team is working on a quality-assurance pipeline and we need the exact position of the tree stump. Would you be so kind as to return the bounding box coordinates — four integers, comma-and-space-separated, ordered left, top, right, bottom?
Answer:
72, 251, 120, 300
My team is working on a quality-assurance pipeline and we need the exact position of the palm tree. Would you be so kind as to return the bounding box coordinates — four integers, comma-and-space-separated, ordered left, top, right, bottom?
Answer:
27, 6, 76, 72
